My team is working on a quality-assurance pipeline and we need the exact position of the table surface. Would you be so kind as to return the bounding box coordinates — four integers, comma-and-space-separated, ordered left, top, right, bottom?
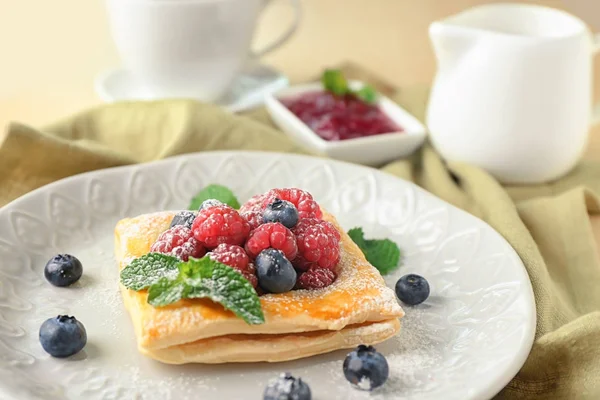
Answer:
1, 0, 599, 253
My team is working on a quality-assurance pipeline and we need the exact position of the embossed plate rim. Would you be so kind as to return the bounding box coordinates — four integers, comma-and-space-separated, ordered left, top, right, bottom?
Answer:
0, 150, 536, 400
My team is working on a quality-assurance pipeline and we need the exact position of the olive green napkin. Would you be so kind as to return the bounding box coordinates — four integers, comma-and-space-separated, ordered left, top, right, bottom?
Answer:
2, 93, 600, 399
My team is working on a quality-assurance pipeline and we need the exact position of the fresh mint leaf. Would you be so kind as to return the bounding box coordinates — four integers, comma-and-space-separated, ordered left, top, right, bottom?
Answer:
147, 277, 187, 306
362, 238, 401, 275
189, 184, 240, 210
147, 257, 265, 325
120, 253, 180, 291
197, 258, 265, 325
348, 227, 367, 249
321, 69, 380, 105
177, 257, 213, 283
348, 227, 401, 275
355, 85, 378, 104
322, 69, 350, 96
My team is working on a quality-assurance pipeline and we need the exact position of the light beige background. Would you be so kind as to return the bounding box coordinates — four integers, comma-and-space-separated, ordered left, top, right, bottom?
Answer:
1, 0, 600, 245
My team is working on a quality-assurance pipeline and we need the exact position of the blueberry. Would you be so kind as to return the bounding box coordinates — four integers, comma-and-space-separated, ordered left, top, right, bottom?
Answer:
169, 210, 197, 229
263, 372, 311, 400
263, 199, 299, 229
44, 254, 83, 287
39, 315, 87, 358
199, 199, 223, 210
395, 274, 430, 305
256, 249, 297, 293
343, 345, 389, 391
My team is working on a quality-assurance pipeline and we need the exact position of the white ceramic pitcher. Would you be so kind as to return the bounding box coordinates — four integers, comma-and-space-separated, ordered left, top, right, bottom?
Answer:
426, 3, 600, 184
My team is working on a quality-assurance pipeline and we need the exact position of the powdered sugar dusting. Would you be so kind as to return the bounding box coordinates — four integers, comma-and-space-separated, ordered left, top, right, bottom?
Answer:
326, 308, 446, 400
357, 376, 373, 390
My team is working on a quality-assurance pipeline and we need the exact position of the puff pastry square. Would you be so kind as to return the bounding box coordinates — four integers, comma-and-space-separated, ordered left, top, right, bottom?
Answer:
115, 210, 404, 364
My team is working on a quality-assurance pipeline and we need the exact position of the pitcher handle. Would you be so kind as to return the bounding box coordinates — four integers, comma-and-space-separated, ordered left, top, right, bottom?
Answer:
251, 0, 302, 58
592, 34, 600, 125
593, 33, 600, 54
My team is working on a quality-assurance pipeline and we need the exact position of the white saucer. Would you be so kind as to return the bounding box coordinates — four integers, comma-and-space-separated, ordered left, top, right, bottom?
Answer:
94, 63, 289, 113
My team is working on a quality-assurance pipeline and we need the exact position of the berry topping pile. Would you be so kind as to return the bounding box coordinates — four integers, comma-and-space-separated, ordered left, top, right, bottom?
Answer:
150, 188, 341, 293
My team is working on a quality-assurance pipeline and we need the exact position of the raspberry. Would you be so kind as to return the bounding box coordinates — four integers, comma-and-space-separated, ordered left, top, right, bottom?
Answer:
209, 243, 249, 270
243, 264, 259, 289
240, 194, 268, 231
240, 194, 267, 214
208, 244, 257, 288
192, 205, 250, 249
245, 223, 298, 261
261, 188, 322, 220
241, 209, 263, 231
296, 267, 336, 290
150, 226, 206, 261
292, 218, 341, 271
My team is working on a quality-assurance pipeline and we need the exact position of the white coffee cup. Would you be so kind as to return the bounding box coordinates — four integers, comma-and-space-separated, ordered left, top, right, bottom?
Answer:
105, 0, 301, 101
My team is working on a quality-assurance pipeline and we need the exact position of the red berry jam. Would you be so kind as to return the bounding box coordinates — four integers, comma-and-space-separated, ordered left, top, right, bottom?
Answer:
282, 91, 403, 141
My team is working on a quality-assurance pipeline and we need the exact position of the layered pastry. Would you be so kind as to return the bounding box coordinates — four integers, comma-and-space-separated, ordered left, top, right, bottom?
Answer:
115, 188, 403, 364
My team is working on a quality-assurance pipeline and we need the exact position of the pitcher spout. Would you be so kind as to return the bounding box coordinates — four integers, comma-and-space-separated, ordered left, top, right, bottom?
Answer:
429, 21, 475, 64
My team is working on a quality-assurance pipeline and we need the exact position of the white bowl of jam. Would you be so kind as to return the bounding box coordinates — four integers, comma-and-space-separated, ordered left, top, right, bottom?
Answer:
265, 80, 427, 166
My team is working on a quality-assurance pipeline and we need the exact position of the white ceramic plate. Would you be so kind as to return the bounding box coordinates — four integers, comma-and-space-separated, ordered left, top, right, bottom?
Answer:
0, 152, 535, 400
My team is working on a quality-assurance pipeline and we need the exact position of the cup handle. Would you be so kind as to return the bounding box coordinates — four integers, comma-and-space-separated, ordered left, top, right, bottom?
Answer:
592, 33, 600, 125
251, 0, 302, 58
